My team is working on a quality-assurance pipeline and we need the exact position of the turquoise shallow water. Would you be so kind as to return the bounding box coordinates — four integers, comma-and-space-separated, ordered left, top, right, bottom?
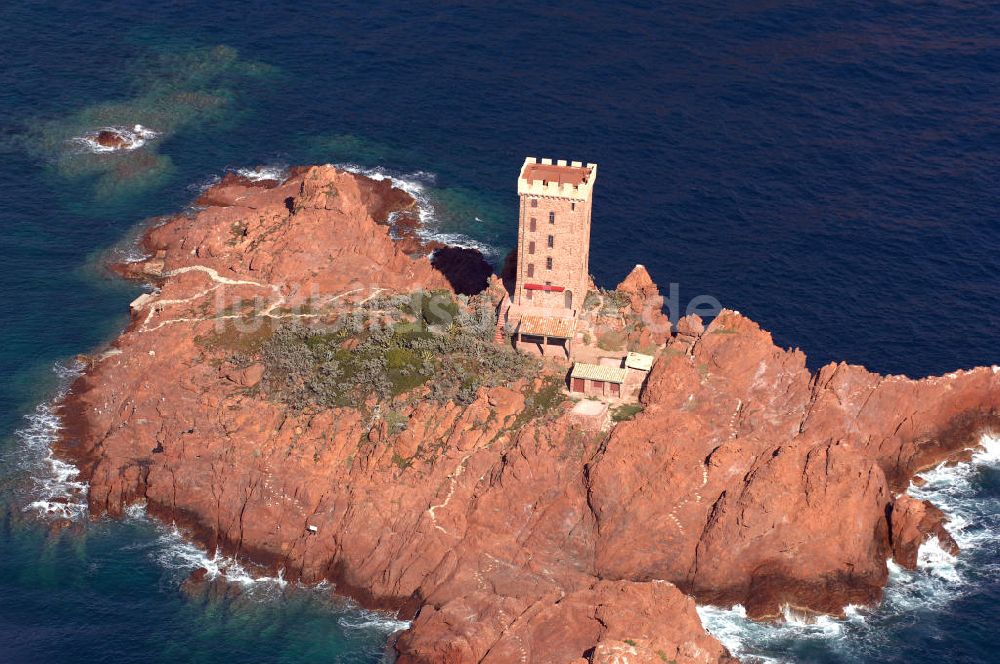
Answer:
1, 2, 998, 662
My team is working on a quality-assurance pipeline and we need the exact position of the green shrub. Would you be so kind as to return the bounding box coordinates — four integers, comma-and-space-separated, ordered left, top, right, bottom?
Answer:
196, 318, 275, 355
384, 409, 409, 433
420, 289, 459, 327
516, 375, 568, 426
228, 221, 249, 245
254, 292, 540, 409
611, 403, 643, 422
599, 288, 630, 314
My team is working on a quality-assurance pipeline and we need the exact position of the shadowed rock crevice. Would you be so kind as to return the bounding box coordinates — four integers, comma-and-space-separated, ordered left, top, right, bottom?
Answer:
430, 246, 493, 296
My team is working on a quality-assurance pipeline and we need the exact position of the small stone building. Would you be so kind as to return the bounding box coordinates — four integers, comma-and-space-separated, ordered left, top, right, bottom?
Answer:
512, 314, 576, 359
570, 362, 627, 398
625, 352, 654, 372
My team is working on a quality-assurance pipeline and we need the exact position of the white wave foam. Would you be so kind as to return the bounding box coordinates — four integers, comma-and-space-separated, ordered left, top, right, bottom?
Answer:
186, 173, 222, 195
915, 537, 960, 583
185, 165, 288, 206
127, 503, 415, 634
235, 165, 288, 182
697, 433, 1000, 660
909, 434, 1000, 553
338, 610, 410, 634
17, 362, 89, 521
122, 503, 289, 591
335, 163, 499, 258
71, 124, 159, 153
695, 605, 789, 663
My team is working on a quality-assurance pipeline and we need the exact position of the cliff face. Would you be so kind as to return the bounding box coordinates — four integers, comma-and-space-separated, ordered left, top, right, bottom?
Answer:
57, 165, 1000, 663
591, 312, 1000, 618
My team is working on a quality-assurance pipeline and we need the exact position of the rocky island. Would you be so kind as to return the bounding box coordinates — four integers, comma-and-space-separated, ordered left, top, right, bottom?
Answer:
56, 164, 1000, 663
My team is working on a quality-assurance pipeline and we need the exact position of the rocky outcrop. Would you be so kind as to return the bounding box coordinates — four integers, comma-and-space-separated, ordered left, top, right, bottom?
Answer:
614, 264, 672, 347
85, 124, 158, 151
590, 311, 1000, 618
56, 165, 1000, 663
615, 264, 660, 315
889, 494, 959, 569
95, 130, 131, 150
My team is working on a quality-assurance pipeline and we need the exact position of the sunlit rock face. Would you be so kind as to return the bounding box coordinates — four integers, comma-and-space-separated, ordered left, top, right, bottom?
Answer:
57, 165, 1000, 663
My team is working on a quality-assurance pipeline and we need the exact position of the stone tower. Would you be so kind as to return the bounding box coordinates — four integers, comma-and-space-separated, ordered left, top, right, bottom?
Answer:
513, 157, 597, 314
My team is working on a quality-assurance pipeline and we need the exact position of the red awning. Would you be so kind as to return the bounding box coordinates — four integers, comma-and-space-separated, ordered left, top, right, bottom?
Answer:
524, 283, 565, 292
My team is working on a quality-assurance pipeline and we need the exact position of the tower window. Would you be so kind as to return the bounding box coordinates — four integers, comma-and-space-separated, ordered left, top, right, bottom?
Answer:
527, 263, 535, 277
546, 257, 553, 270
530, 199, 538, 208
549, 211, 555, 224
529, 217, 536, 231
547, 235, 554, 248
528, 241, 535, 254
526, 288, 533, 300
571, 202, 576, 211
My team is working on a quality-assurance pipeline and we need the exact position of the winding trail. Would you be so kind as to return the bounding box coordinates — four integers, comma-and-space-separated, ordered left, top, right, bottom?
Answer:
427, 454, 471, 535
133, 264, 379, 332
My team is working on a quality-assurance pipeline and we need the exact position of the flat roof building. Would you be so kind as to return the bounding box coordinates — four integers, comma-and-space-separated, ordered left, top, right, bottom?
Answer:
570, 362, 626, 398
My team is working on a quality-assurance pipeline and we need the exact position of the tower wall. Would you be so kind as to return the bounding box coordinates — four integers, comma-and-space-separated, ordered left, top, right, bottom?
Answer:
513, 158, 596, 314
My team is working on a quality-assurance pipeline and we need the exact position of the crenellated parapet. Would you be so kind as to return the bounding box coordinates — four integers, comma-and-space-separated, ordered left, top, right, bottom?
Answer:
517, 157, 597, 200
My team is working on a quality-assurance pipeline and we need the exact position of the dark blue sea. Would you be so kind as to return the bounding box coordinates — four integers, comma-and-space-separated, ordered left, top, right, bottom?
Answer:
1, 2, 998, 662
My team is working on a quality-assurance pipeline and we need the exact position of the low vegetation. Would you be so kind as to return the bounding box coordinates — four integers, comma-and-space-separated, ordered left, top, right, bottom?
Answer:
611, 403, 643, 422
584, 288, 630, 315
195, 318, 275, 355
597, 330, 626, 351
515, 374, 569, 427
231, 291, 540, 409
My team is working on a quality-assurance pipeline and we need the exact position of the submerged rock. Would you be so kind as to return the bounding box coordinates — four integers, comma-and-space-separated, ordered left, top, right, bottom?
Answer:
95, 130, 130, 150
85, 124, 158, 152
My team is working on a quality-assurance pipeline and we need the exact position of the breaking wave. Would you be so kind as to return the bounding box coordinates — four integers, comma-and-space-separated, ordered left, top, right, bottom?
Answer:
337, 611, 411, 635
696, 434, 1000, 663
124, 503, 410, 633
17, 362, 89, 521
186, 173, 222, 195
120, 503, 290, 593
336, 163, 500, 259
234, 164, 289, 182
186, 164, 290, 197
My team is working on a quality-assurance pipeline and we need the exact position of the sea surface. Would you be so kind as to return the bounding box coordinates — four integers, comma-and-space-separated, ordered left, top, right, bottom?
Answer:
0, 2, 998, 662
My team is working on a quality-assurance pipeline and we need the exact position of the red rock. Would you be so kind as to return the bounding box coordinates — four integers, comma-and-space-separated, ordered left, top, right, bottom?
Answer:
195, 172, 282, 207
225, 363, 265, 388
95, 130, 130, 149
589, 310, 1000, 619
675, 314, 704, 339
890, 494, 959, 569
54, 166, 1000, 663
616, 264, 658, 310
615, 264, 671, 345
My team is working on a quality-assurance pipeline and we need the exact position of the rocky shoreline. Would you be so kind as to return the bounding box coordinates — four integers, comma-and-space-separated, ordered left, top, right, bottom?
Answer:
55, 165, 1000, 663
